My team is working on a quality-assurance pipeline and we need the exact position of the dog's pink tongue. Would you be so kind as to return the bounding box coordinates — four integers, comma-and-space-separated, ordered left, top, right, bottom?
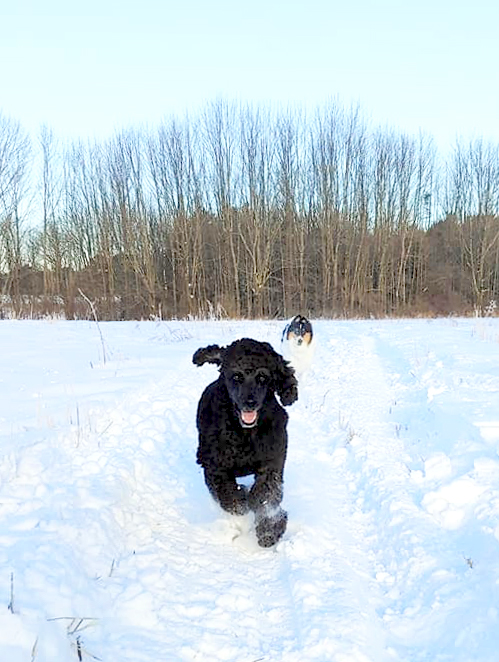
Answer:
241, 410, 257, 425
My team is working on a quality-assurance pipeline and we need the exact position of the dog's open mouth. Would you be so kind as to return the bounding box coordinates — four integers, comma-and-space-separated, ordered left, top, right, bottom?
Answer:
240, 410, 258, 428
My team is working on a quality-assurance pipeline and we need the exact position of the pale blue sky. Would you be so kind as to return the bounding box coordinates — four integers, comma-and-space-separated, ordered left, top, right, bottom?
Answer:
2, 0, 498, 151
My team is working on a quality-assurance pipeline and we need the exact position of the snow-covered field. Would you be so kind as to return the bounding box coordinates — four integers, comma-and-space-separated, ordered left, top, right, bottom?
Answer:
1, 317, 499, 662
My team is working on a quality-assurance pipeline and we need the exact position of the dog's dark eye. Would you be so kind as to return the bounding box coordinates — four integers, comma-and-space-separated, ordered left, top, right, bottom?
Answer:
232, 373, 244, 384
256, 373, 268, 385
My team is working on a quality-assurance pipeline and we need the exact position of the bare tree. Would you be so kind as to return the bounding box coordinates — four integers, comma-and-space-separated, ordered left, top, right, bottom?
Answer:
0, 113, 31, 313
446, 139, 499, 311
203, 100, 242, 316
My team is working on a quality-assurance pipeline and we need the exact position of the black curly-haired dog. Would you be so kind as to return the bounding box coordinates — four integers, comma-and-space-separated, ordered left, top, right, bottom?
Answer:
193, 338, 298, 547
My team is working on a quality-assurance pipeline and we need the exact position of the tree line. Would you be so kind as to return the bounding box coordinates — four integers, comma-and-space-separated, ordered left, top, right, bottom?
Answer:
1, 100, 499, 320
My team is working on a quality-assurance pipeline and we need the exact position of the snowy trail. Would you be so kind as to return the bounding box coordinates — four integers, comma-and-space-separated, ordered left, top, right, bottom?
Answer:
69, 332, 390, 662
336, 321, 499, 661
1, 319, 499, 661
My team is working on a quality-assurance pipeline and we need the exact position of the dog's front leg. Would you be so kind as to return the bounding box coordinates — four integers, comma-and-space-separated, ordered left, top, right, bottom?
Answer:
204, 469, 249, 516
249, 469, 288, 547
248, 468, 283, 510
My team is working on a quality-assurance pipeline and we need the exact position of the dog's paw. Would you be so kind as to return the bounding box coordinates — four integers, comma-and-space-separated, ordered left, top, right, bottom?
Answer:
221, 485, 250, 516
255, 507, 288, 547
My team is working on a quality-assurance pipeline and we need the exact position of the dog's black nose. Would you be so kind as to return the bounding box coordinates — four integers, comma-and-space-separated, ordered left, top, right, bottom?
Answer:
297, 338, 303, 345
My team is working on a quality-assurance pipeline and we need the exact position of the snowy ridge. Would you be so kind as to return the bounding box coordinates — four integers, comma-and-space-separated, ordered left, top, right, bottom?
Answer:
0, 319, 498, 661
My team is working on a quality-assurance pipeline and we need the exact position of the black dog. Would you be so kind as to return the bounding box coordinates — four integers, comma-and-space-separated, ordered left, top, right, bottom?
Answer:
193, 338, 298, 547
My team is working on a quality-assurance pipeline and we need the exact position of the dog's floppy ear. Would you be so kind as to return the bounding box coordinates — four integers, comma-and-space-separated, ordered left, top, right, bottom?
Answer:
263, 343, 298, 406
192, 344, 224, 367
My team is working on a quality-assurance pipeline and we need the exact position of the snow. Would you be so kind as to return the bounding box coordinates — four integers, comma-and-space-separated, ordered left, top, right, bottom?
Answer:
1, 317, 499, 661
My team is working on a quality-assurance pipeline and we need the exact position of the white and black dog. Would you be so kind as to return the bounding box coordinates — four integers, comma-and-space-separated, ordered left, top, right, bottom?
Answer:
281, 315, 315, 377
